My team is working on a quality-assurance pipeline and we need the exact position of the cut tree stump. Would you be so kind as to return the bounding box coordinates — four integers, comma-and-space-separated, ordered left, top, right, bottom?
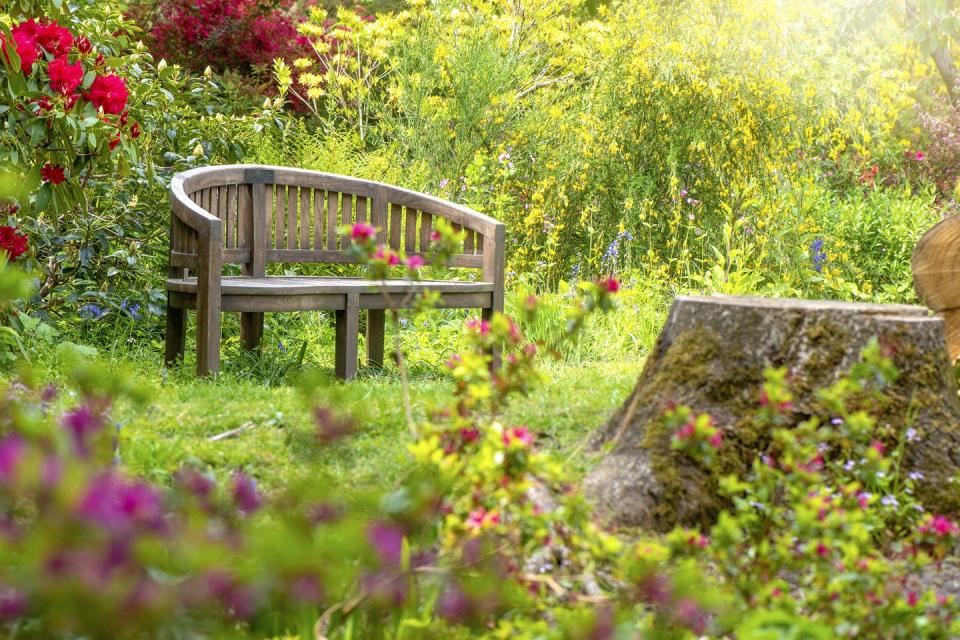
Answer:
583, 295, 960, 532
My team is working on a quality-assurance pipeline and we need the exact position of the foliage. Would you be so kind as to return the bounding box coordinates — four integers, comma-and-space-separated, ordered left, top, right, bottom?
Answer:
139, 0, 309, 76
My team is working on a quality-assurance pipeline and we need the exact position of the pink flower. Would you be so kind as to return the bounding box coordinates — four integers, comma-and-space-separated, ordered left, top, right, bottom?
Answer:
502, 425, 534, 448
870, 440, 885, 456
373, 244, 400, 266
0, 434, 24, 482
708, 430, 723, 449
466, 508, 499, 531
815, 541, 829, 557
915, 151, 925, 162
85, 73, 128, 115
430, 230, 442, 243
48, 56, 83, 94
465, 317, 490, 336
405, 254, 425, 269
350, 222, 375, 242
907, 591, 919, 607
40, 163, 66, 185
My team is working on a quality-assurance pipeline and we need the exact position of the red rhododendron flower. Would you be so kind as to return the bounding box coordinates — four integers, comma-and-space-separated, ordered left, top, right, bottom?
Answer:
0, 226, 29, 261
40, 163, 66, 184
76, 36, 92, 54
85, 73, 128, 114
130, 122, 141, 139
47, 56, 83, 94
3, 21, 40, 73
109, 132, 121, 151
64, 93, 80, 110
36, 21, 74, 57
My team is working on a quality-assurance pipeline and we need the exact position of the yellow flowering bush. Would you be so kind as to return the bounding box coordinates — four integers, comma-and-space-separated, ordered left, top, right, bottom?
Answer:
278, 0, 940, 302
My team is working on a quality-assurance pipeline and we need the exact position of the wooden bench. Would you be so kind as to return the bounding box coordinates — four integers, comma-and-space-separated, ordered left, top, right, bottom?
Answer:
164, 165, 505, 379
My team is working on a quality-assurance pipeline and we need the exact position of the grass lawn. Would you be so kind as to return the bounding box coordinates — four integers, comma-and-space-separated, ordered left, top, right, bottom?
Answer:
110, 358, 640, 494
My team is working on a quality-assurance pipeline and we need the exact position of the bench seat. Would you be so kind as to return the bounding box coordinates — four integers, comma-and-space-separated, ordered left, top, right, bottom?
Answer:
167, 276, 494, 296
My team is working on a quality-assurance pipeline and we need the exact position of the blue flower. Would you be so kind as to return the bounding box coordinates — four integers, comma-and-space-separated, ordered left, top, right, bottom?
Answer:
80, 304, 107, 320
120, 300, 141, 320
810, 238, 827, 272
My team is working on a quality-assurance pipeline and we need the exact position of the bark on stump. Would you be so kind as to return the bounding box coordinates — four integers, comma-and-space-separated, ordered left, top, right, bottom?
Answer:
583, 295, 960, 532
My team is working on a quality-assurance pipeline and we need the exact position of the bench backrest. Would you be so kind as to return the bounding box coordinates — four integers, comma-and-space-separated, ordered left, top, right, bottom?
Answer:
168, 165, 505, 290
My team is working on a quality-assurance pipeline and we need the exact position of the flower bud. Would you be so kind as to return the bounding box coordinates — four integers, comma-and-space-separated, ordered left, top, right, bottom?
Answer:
157, 59, 167, 71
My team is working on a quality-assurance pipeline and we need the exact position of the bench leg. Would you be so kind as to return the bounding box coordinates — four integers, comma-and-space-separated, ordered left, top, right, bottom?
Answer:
165, 298, 186, 366
335, 293, 360, 380
366, 309, 386, 369
240, 312, 264, 351
196, 300, 221, 378
482, 306, 502, 372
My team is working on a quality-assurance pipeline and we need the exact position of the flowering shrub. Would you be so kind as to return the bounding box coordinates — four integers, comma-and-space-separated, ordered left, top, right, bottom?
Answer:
661, 340, 960, 637
143, 0, 309, 75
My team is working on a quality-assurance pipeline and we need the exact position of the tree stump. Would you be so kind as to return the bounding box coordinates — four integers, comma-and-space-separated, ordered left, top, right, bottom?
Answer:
583, 295, 960, 532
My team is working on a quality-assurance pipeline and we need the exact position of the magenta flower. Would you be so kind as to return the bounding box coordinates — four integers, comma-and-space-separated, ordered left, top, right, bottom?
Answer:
61, 404, 103, 455
231, 471, 261, 514
350, 222, 375, 242
367, 521, 404, 566
78, 471, 165, 536
0, 434, 24, 483
405, 254, 425, 269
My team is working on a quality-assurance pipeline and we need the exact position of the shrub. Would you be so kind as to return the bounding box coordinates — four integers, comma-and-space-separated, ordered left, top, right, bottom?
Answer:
143, 0, 309, 75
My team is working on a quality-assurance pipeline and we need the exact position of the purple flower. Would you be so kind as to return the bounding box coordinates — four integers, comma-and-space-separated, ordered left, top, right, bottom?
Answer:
78, 471, 165, 536
367, 521, 404, 567
909, 470, 926, 482
906, 428, 919, 443
0, 585, 26, 620
61, 404, 104, 455
881, 494, 900, 508
232, 471, 261, 515
810, 238, 827, 273
437, 583, 473, 622
0, 434, 25, 482
439, 178, 450, 189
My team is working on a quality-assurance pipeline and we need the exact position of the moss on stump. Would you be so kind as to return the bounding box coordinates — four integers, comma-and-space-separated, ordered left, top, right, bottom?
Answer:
583, 295, 960, 532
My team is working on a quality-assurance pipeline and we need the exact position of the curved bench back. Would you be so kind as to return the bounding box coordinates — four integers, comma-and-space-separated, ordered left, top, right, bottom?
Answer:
168, 165, 505, 287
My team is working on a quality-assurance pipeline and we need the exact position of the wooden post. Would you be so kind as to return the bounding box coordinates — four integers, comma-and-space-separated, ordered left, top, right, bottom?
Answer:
482, 223, 506, 371
195, 225, 223, 377
367, 309, 386, 369
240, 179, 268, 351
335, 293, 360, 380
164, 295, 186, 365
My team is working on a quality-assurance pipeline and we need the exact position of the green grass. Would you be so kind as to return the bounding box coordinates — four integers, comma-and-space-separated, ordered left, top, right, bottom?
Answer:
110, 358, 639, 495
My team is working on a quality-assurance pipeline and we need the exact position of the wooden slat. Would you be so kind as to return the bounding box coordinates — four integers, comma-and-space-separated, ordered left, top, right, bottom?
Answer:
274, 185, 285, 249
238, 184, 252, 249
222, 249, 252, 264
389, 203, 402, 250
371, 191, 388, 239
464, 229, 474, 253
170, 252, 199, 269
218, 186, 228, 223
225, 185, 236, 248
265, 249, 483, 268
477, 234, 484, 255
419, 212, 433, 253
300, 188, 311, 250
327, 191, 339, 250
168, 274, 495, 295
405, 208, 417, 253
251, 182, 267, 277
342, 195, 353, 247
356, 196, 367, 226
313, 190, 324, 250
287, 185, 298, 249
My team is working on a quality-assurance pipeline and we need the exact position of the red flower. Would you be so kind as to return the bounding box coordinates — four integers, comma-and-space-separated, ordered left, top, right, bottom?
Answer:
0, 226, 29, 261
40, 163, 66, 185
36, 21, 74, 56
109, 132, 121, 151
85, 74, 128, 115
64, 93, 80, 110
76, 36, 92, 54
598, 276, 620, 293
48, 56, 83, 94
4, 21, 40, 73
130, 121, 141, 139
502, 425, 534, 448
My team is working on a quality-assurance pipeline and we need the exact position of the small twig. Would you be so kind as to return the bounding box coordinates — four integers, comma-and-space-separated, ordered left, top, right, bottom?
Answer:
207, 421, 257, 442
